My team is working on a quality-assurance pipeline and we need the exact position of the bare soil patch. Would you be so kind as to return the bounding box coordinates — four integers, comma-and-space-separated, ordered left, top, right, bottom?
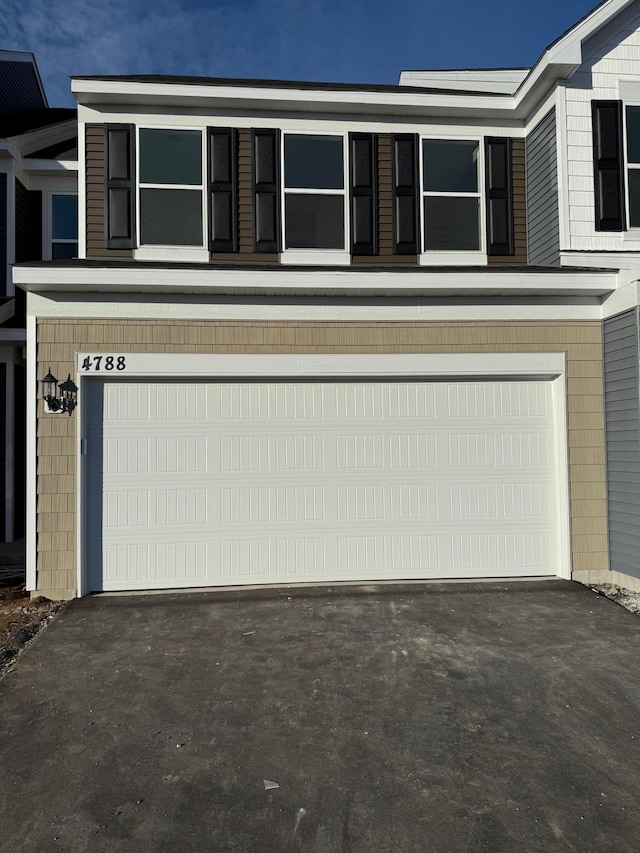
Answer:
0, 588, 65, 678
590, 584, 640, 614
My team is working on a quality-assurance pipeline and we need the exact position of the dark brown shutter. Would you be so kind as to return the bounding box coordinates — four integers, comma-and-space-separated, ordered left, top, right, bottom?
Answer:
393, 134, 418, 254
485, 137, 513, 255
350, 133, 377, 255
592, 101, 626, 231
106, 124, 136, 248
27, 190, 42, 261
208, 128, 238, 253
14, 181, 42, 262
252, 129, 280, 253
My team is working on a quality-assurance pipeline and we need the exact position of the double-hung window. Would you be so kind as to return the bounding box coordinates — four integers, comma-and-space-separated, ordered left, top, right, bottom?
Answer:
50, 193, 78, 259
282, 133, 348, 259
138, 128, 205, 248
421, 138, 483, 257
625, 107, 640, 228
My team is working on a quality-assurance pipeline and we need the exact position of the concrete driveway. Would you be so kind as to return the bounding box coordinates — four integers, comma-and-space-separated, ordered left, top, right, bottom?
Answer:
1, 581, 640, 852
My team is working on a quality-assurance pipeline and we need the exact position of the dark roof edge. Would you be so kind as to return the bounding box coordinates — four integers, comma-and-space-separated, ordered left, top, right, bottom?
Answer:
71, 74, 512, 99
13, 259, 618, 274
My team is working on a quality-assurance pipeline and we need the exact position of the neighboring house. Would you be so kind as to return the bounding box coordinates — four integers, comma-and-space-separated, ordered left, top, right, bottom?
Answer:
13, 0, 640, 599
0, 50, 78, 545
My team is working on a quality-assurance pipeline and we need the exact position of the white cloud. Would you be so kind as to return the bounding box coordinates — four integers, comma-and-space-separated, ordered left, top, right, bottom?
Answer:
0, 0, 366, 106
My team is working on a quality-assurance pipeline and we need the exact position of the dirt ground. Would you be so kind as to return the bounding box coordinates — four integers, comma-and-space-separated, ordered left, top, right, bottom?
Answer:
590, 584, 640, 614
0, 589, 65, 678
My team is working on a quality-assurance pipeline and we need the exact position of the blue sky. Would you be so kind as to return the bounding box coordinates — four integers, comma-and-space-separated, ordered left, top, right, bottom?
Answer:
2, 0, 601, 107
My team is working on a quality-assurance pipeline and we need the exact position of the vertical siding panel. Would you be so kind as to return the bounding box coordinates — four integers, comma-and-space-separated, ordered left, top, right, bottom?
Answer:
526, 109, 560, 266
604, 309, 640, 580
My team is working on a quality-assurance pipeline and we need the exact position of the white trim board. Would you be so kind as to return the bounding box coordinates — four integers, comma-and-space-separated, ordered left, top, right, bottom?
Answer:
26, 312, 36, 591
14, 265, 619, 297
76, 351, 565, 378
75, 351, 570, 594
27, 291, 604, 322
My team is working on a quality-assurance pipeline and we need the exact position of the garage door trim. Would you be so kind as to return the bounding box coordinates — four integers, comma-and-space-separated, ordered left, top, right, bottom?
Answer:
76, 352, 570, 595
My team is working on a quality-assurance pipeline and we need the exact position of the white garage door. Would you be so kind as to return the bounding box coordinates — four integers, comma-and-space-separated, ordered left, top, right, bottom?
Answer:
85, 379, 561, 591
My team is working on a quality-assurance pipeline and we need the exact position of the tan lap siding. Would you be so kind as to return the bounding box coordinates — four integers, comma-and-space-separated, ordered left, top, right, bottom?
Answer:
36, 320, 606, 595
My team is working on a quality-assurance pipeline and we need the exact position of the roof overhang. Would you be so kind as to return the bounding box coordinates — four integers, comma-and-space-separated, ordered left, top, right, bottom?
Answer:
13, 263, 619, 299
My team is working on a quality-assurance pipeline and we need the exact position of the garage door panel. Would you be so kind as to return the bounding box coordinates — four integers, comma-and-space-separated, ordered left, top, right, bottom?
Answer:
86, 379, 561, 591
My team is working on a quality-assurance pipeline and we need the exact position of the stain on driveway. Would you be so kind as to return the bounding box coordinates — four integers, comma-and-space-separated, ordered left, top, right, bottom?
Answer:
1, 580, 639, 852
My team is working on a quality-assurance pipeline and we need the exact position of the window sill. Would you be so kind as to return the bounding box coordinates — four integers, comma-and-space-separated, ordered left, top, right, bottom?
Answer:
135, 246, 210, 263
419, 251, 488, 267
280, 250, 351, 266
623, 230, 640, 244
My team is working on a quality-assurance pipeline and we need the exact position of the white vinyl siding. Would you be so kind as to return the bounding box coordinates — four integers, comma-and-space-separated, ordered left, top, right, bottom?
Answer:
563, 5, 640, 250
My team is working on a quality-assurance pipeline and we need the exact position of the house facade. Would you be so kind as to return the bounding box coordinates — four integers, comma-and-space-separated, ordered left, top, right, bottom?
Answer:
14, 0, 640, 599
0, 51, 77, 544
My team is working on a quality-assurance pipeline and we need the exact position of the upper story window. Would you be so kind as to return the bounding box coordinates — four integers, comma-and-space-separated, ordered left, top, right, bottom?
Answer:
282, 134, 347, 251
51, 194, 78, 259
626, 107, 640, 228
421, 139, 482, 253
138, 128, 204, 246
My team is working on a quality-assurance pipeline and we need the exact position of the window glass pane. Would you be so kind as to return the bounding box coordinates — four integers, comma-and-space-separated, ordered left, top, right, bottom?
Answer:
629, 170, 640, 227
284, 135, 344, 189
140, 189, 203, 245
627, 108, 640, 164
52, 242, 77, 260
51, 195, 77, 240
285, 194, 344, 249
423, 196, 480, 251
423, 140, 479, 193
139, 129, 202, 185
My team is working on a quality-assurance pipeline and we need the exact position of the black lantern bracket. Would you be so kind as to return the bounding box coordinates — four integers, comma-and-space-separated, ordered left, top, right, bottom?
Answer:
41, 368, 78, 415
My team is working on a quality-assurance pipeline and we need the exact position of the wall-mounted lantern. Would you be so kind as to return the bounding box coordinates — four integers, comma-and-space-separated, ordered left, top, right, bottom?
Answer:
41, 368, 78, 415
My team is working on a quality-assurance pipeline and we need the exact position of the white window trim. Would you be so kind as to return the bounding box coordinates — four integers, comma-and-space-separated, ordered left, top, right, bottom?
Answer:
44, 191, 78, 261
134, 125, 207, 258
280, 130, 349, 262
419, 135, 487, 266
623, 104, 640, 236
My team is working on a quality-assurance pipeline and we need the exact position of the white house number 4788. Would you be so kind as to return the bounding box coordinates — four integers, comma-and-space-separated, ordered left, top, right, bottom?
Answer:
81, 356, 127, 371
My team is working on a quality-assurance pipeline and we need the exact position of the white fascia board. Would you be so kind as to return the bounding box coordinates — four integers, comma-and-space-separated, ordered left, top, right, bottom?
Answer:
27, 291, 603, 322
398, 69, 530, 95
76, 351, 565, 378
80, 107, 525, 137
72, 77, 515, 118
561, 251, 640, 272
25, 159, 78, 175
11, 120, 77, 157
13, 265, 619, 297
513, 0, 636, 113
601, 280, 640, 318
